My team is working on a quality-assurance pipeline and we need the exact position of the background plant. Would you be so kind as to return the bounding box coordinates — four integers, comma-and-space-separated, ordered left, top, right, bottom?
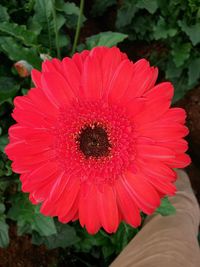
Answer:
0, 0, 198, 266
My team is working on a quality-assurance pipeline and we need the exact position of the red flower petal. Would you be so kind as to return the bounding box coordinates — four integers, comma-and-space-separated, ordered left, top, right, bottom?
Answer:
62, 57, 81, 96
116, 178, 141, 227
102, 47, 125, 92
97, 185, 119, 233
31, 69, 42, 88
79, 184, 101, 234
108, 59, 134, 103
123, 172, 160, 214
41, 72, 75, 107
82, 53, 103, 100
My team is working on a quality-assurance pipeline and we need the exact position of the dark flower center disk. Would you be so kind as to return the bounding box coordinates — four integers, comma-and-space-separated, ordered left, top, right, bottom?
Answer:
77, 124, 111, 158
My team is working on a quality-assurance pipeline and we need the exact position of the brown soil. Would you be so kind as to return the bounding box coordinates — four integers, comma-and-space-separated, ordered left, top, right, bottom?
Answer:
176, 85, 200, 203
0, 224, 58, 267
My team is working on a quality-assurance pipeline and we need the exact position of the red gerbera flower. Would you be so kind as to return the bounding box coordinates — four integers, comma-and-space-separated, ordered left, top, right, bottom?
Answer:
5, 46, 190, 234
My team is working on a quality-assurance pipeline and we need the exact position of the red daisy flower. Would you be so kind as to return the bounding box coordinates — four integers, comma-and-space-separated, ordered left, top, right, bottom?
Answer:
5, 46, 190, 234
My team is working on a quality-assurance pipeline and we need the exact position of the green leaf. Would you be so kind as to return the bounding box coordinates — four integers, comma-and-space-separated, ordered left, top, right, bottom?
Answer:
153, 17, 177, 40
56, 1, 80, 15
85, 31, 128, 50
172, 43, 191, 67
136, 0, 159, 14
178, 20, 200, 46
188, 58, 200, 85
116, 0, 138, 28
0, 77, 20, 104
111, 222, 138, 254
172, 75, 190, 102
7, 193, 57, 237
0, 37, 41, 68
91, 0, 116, 16
56, 2, 86, 29
0, 22, 37, 46
0, 135, 8, 152
0, 203, 5, 214
0, 4, 9, 22
156, 197, 176, 216
74, 228, 111, 253
32, 207, 57, 236
0, 217, 9, 248
32, 0, 54, 49
42, 222, 79, 249
165, 61, 183, 79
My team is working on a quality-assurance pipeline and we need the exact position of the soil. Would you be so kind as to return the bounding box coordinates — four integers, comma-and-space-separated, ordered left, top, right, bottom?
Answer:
0, 224, 58, 267
176, 85, 200, 203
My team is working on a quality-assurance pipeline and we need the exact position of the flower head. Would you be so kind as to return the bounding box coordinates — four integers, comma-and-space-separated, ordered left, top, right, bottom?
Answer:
5, 46, 190, 234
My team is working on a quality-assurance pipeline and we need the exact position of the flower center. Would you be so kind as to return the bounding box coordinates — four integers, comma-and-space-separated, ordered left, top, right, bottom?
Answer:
77, 124, 111, 158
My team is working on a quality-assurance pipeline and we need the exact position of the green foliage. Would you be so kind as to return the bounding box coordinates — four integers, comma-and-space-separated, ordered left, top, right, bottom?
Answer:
0, 22, 37, 46
136, 0, 158, 14
156, 197, 176, 216
0, 203, 9, 248
153, 17, 177, 40
74, 222, 138, 261
7, 193, 57, 237
91, 0, 116, 16
0, 77, 20, 104
179, 21, 200, 46
188, 58, 200, 85
55, 1, 86, 29
0, 37, 41, 68
114, 0, 200, 101
116, 0, 138, 29
0, 4, 9, 22
32, 221, 80, 249
82, 31, 128, 50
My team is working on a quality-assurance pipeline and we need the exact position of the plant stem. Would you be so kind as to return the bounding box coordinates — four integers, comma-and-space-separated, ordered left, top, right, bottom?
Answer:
52, 0, 61, 59
71, 0, 84, 56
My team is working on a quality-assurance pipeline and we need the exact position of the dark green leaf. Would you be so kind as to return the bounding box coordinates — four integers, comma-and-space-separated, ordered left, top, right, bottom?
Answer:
172, 43, 191, 67
32, 207, 57, 236
74, 228, 111, 253
188, 58, 200, 85
153, 17, 177, 40
0, 203, 5, 214
32, 0, 54, 49
136, 0, 159, 14
0, 22, 37, 46
173, 75, 191, 102
0, 37, 41, 68
56, 2, 86, 29
85, 31, 128, 49
116, 0, 138, 28
0, 217, 9, 248
111, 222, 138, 254
0, 4, 9, 22
179, 20, 200, 46
0, 77, 20, 104
7, 193, 57, 237
91, 0, 116, 16
156, 197, 176, 216
43, 222, 80, 249
166, 61, 183, 79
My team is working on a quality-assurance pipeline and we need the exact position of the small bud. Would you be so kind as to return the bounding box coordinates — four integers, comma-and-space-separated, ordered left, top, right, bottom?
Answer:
14, 60, 33, 77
